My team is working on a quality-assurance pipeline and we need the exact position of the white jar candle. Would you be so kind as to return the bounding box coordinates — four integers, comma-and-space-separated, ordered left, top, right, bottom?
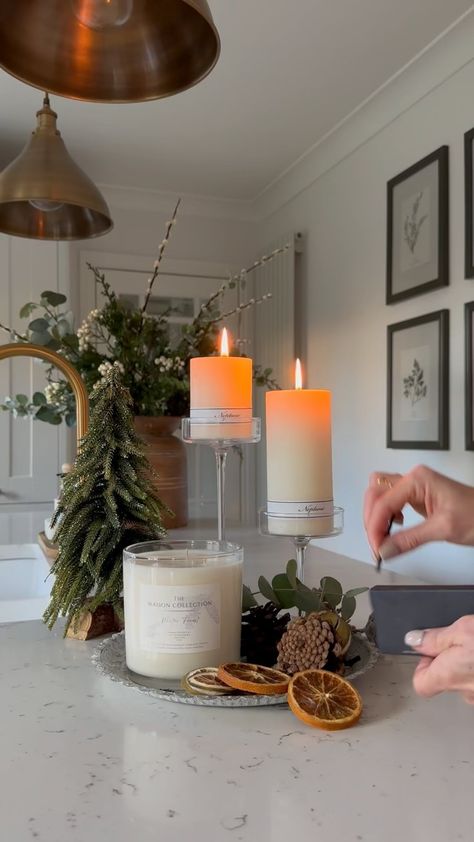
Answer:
123, 540, 243, 680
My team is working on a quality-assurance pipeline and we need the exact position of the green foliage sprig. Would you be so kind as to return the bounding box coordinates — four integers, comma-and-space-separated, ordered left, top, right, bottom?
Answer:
243, 559, 368, 622
0, 204, 286, 425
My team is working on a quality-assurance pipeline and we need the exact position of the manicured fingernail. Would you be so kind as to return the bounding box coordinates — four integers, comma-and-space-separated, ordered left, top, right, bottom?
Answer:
379, 537, 399, 560
404, 630, 425, 648
369, 545, 380, 564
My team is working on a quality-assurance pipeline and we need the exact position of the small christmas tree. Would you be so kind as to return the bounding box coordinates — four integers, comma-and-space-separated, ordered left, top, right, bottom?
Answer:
44, 363, 168, 634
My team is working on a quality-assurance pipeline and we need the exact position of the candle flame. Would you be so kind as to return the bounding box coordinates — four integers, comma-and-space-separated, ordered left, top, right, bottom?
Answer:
295, 358, 303, 390
220, 327, 230, 357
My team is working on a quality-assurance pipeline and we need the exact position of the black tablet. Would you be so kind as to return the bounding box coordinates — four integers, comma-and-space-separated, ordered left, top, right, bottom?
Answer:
369, 585, 474, 654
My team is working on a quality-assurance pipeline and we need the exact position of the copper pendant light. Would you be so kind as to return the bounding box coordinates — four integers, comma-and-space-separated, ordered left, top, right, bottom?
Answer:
0, 95, 113, 241
0, 1, 220, 104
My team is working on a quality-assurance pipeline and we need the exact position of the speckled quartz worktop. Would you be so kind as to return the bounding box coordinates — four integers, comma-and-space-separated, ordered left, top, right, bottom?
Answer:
1, 530, 473, 842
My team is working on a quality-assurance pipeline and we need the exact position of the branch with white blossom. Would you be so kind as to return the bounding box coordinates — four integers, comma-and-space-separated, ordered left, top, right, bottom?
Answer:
0, 321, 28, 342
196, 244, 289, 321
206, 292, 273, 327
228, 244, 290, 285
142, 198, 181, 315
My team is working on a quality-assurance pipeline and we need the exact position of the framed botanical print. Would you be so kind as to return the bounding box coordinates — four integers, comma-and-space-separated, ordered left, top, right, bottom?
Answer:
465, 301, 474, 449
386, 146, 449, 304
387, 309, 449, 449
464, 129, 474, 278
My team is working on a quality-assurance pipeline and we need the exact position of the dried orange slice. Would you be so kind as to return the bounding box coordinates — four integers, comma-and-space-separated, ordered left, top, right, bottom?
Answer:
217, 662, 289, 695
288, 669, 362, 730
181, 667, 236, 696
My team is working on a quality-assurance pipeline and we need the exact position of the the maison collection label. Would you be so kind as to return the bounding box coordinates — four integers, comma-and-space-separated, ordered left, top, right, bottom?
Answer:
138, 583, 221, 654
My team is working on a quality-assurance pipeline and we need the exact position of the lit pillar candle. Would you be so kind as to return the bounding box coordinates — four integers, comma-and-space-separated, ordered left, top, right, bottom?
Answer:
266, 359, 334, 535
190, 328, 253, 439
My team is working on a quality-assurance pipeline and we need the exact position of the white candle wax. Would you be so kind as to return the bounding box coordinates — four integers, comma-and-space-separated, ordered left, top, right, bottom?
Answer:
265, 376, 334, 536
123, 541, 243, 679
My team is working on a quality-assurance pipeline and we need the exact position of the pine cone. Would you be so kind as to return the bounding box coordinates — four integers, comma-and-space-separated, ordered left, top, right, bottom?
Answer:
241, 603, 291, 667
276, 613, 343, 675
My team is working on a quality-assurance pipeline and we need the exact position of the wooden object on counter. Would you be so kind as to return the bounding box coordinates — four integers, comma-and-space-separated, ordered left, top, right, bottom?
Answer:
37, 531, 59, 567
66, 600, 124, 641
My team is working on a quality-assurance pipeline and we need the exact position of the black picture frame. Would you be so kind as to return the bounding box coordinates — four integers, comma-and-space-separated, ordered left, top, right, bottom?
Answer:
387, 309, 449, 449
464, 129, 474, 278
386, 146, 449, 304
465, 301, 474, 449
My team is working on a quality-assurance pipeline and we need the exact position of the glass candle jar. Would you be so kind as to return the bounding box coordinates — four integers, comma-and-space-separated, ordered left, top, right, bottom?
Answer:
123, 540, 243, 680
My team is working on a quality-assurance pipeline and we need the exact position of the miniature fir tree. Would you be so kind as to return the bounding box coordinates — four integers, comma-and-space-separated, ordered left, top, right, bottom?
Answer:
43, 363, 168, 633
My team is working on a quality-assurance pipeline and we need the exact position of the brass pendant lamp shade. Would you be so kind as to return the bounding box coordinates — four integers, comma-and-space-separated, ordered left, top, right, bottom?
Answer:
0, 1, 220, 103
0, 96, 113, 241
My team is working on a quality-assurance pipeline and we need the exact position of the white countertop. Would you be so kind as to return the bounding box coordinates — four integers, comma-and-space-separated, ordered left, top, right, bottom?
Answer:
1, 530, 473, 842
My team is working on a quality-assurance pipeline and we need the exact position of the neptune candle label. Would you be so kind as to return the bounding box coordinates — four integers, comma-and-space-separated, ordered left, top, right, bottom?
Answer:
190, 407, 252, 423
138, 584, 221, 653
267, 500, 334, 518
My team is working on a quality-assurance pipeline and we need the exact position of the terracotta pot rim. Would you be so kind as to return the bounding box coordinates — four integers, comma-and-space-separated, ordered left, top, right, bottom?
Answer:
134, 415, 183, 434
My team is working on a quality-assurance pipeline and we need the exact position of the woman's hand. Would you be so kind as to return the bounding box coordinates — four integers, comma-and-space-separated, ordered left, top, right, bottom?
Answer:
364, 465, 474, 561
405, 617, 474, 704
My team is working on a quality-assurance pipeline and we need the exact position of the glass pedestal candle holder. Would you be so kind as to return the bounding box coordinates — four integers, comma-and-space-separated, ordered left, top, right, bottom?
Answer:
123, 540, 243, 681
259, 506, 344, 582
181, 417, 261, 540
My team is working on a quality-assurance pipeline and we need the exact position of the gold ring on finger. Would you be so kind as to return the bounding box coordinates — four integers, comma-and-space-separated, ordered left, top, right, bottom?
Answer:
376, 476, 393, 489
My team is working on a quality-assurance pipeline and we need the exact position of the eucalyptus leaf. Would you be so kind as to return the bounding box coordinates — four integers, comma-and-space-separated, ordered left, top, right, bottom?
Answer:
57, 319, 72, 338
30, 331, 51, 346
341, 594, 356, 621
65, 412, 76, 428
19, 302, 37, 319
286, 558, 297, 589
345, 588, 369, 596
295, 578, 313, 593
32, 391, 47, 406
344, 587, 369, 598
40, 291, 67, 307
258, 575, 279, 606
15, 394, 29, 405
242, 584, 258, 612
320, 576, 343, 609
271, 573, 296, 609
35, 406, 61, 424
63, 310, 75, 329
29, 318, 50, 333
293, 589, 322, 614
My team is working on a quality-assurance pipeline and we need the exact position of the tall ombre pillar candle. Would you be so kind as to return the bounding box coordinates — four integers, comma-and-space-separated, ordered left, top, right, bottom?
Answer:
265, 359, 334, 536
190, 328, 253, 439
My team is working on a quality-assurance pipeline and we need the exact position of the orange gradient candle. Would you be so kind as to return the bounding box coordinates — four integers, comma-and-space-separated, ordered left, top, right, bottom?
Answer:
265, 359, 333, 535
190, 328, 253, 439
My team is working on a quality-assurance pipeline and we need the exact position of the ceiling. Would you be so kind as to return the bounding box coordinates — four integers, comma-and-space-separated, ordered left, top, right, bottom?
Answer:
0, 0, 472, 202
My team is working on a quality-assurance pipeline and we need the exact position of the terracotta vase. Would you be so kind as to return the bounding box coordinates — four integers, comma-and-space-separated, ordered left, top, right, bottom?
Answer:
134, 416, 188, 529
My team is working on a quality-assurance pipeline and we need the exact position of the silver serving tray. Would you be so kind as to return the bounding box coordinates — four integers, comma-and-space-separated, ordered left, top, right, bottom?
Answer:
92, 631, 378, 708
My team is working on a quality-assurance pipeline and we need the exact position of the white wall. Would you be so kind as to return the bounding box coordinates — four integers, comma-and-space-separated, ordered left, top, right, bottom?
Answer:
257, 21, 474, 584
72, 191, 256, 267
